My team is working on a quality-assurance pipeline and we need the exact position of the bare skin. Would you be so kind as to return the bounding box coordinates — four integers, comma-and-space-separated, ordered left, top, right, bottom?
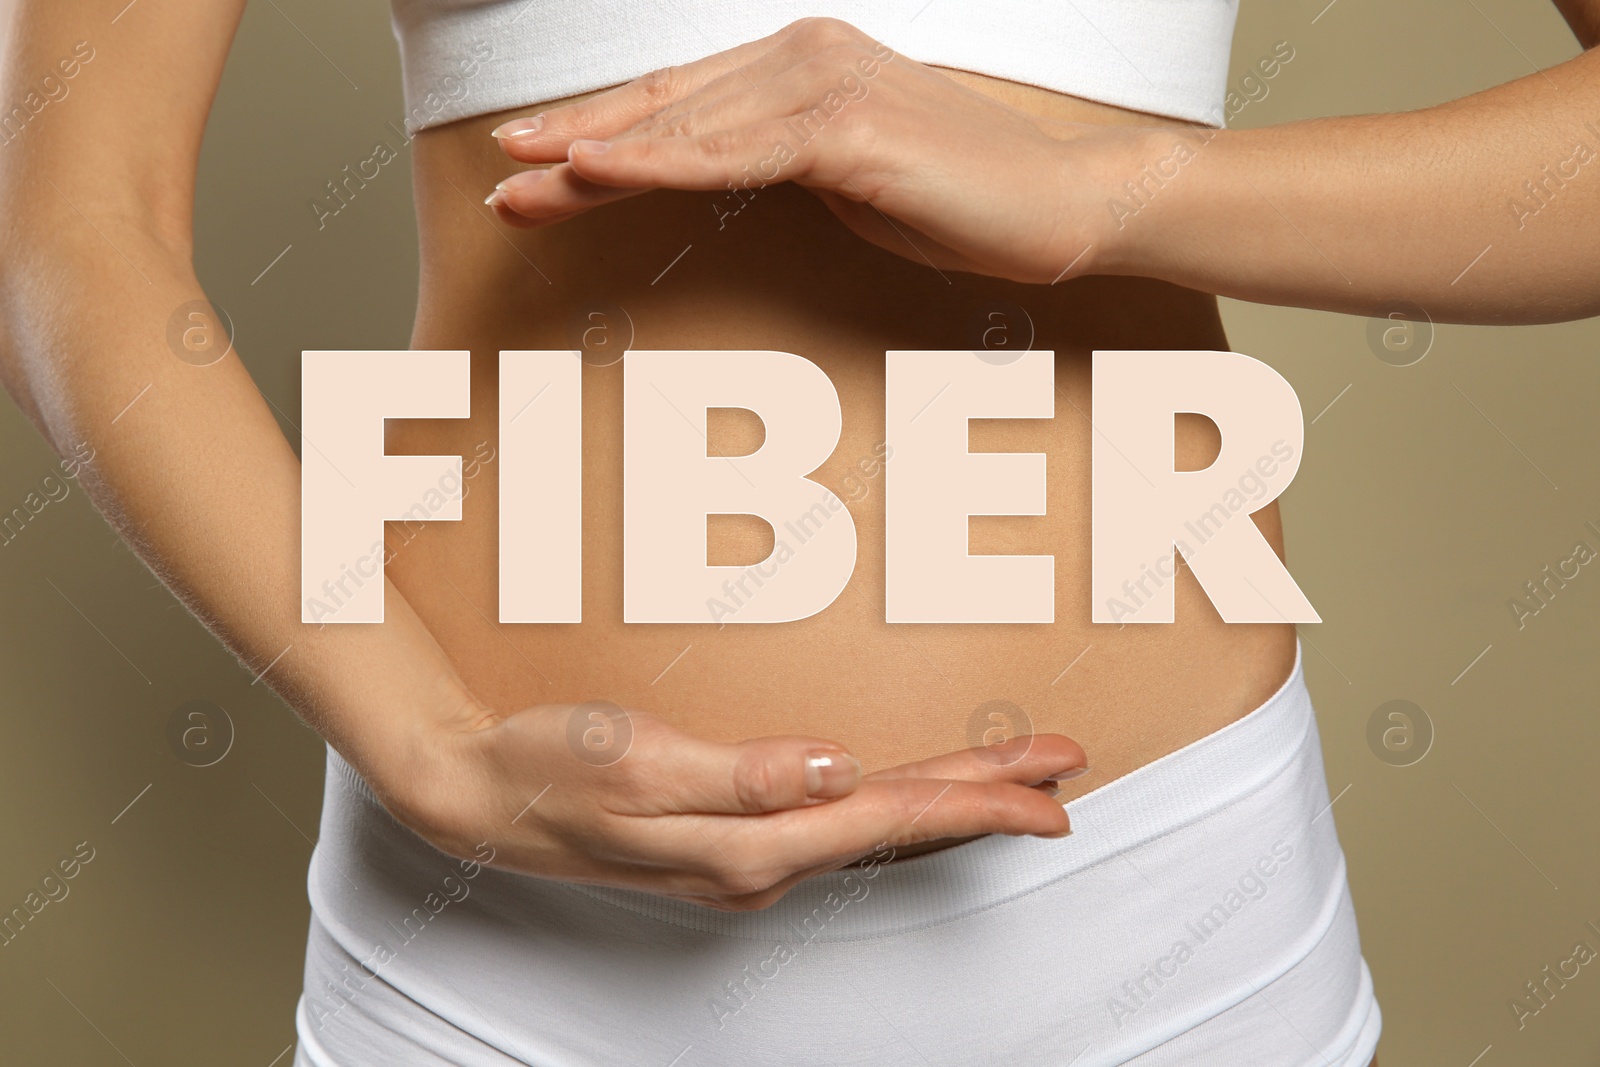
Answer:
491, 14, 1600, 322
393, 69, 1297, 862
0, 1, 1097, 912
62, 5, 1600, 1061
3, 0, 1596, 958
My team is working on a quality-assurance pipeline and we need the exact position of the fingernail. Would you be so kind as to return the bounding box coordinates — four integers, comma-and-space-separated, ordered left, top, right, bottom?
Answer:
1039, 783, 1062, 798
569, 138, 612, 156
1035, 828, 1073, 839
495, 171, 546, 195
492, 115, 545, 139
1047, 766, 1091, 783
483, 189, 506, 207
804, 750, 861, 799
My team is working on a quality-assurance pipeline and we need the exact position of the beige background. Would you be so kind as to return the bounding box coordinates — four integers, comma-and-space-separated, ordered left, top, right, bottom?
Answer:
2, 0, 1597, 1063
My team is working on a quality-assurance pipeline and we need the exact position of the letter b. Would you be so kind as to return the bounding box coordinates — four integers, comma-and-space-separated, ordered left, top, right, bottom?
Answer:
623, 351, 857, 623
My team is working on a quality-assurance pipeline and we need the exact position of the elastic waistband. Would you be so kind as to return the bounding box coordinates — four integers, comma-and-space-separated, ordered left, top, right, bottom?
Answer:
566, 642, 1315, 940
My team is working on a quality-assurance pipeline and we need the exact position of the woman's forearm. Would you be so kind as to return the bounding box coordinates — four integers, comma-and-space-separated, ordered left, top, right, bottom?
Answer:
487, 17, 1600, 327
0, 224, 482, 801
0, 0, 482, 811
1098, 45, 1600, 324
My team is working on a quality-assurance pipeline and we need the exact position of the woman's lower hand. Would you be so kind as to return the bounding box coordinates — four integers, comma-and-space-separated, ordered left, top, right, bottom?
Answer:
387, 699, 1086, 912
484, 17, 1137, 284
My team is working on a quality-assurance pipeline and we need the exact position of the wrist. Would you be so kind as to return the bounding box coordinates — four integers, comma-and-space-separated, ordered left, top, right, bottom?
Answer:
337, 661, 494, 833
1048, 121, 1222, 284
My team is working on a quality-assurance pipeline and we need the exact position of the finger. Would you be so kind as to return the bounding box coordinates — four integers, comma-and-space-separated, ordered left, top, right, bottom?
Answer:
645, 732, 865, 815
486, 183, 586, 227
494, 105, 795, 221
557, 43, 895, 194
864, 734, 1088, 786
489, 162, 644, 224
635, 777, 1071, 897
560, 113, 828, 194
794, 778, 1074, 854
493, 55, 837, 221
490, 25, 803, 161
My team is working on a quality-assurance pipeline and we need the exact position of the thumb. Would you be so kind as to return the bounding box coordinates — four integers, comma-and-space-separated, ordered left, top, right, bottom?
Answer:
661, 734, 864, 815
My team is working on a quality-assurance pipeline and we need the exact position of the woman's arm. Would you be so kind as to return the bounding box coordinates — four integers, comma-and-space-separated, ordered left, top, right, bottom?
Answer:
0, 0, 465, 791
490, 11, 1600, 325
0, 0, 1081, 909
1100, 33, 1600, 325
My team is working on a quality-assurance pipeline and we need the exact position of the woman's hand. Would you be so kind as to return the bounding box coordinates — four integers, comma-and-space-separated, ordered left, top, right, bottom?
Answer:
484, 17, 1137, 284
388, 699, 1086, 912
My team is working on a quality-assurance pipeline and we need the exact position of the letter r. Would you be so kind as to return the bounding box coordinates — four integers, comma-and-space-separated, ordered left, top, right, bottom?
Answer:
1092, 350, 1319, 623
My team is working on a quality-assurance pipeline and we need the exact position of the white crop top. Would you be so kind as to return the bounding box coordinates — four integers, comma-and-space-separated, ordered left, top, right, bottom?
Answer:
389, 0, 1239, 133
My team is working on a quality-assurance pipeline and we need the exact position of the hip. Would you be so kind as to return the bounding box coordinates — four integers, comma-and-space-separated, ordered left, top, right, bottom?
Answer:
294, 643, 1378, 1066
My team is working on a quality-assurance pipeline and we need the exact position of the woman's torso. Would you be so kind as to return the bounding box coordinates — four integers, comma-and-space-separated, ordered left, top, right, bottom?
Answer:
386, 69, 1297, 791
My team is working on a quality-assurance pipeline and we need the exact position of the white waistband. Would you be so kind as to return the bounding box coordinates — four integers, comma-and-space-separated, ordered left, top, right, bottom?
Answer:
324, 644, 1314, 941
305, 640, 1380, 1067
545, 642, 1315, 939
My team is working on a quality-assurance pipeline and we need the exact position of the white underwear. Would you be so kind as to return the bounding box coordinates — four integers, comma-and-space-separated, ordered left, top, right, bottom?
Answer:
293, 645, 1380, 1066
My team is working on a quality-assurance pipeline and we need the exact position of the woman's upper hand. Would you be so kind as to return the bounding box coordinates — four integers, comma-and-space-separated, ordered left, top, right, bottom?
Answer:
387, 699, 1085, 912
484, 17, 1136, 284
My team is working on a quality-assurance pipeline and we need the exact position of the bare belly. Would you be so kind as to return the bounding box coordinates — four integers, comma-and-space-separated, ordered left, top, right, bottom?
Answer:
386, 68, 1298, 794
